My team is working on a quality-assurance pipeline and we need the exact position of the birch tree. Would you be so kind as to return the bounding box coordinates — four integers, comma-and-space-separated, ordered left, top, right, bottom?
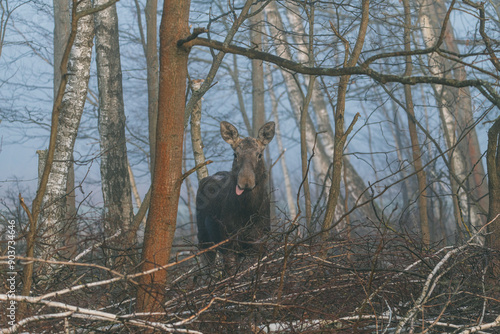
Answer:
53, 0, 78, 258
283, 2, 379, 227
20, 0, 96, 314
264, 2, 377, 233
187, 1, 499, 247
37, 0, 94, 260
264, 2, 327, 227
190, 79, 209, 181
418, 0, 488, 243
94, 0, 134, 240
321, 0, 369, 240
266, 64, 297, 218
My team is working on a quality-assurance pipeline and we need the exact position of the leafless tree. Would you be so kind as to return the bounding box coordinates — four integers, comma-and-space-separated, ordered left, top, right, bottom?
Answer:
1, 0, 500, 331
94, 0, 134, 244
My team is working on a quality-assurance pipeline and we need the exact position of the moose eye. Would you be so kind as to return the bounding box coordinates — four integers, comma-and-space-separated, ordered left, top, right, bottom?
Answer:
257, 153, 262, 159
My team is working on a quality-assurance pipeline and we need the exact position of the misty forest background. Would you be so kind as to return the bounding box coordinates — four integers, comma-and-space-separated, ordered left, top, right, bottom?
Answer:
1, 0, 500, 333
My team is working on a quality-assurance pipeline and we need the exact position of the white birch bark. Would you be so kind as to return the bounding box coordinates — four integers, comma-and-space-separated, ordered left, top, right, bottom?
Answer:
228, 53, 252, 134
285, 4, 335, 155
265, 2, 330, 180
418, 0, 486, 243
265, 3, 349, 234
270, 2, 377, 224
38, 0, 94, 260
94, 0, 134, 236
190, 79, 209, 181
265, 65, 297, 218
54, 0, 78, 259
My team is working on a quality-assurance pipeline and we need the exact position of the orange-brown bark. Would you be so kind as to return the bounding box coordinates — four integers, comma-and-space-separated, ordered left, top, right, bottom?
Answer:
136, 0, 191, 315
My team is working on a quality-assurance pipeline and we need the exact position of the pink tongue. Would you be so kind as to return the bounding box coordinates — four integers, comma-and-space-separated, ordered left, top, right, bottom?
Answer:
235, 185, 244, 196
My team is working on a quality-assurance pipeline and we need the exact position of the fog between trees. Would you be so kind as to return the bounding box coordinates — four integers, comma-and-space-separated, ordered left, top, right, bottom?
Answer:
1, 0, 500, 332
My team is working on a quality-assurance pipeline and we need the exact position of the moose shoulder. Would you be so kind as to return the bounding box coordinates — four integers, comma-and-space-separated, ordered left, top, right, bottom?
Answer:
196, 121, 275, 271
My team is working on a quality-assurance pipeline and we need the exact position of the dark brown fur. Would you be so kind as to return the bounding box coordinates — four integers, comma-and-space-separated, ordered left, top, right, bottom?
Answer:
196, 121, 275, 272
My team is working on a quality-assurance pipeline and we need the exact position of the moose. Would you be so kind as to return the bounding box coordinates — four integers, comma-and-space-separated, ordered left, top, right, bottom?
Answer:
196, 121, 275, 274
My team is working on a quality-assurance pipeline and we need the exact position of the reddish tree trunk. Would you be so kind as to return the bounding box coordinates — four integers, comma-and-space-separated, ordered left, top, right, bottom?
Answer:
136, 0, 191, 315
487, 117, 500, 250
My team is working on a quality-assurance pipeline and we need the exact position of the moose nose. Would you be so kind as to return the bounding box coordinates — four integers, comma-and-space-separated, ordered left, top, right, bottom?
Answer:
235, 184, 245, 196
237, 182, 255, 191
236, 177, 255, 196
236, 166, 256, 195
236, 184, 254, 196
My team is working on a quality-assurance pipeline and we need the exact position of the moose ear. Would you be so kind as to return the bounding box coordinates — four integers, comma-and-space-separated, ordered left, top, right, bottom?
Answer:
257, 122, 275, 146
220, 121, 241, 149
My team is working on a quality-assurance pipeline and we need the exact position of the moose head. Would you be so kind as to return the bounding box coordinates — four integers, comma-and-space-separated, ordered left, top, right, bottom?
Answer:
220, 121, 275, 196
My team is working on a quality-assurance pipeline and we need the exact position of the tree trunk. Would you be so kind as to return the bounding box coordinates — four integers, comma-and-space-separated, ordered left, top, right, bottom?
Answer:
418, 0, 488, 244
21, 0, 94, 312
37, 0, 94, 260
300, 81, 314, 231
322, 0, 369, 240
265, 1, 329, 192
183, 0, 254, 128
266, 2, 340, 232
403, 0, 430, 245
54, 0, 78, 260
95, 0, 134, 241
381, 97, 412, 218
228, 53, 252, 134
487, 116, 500, 249
266, 64, 297, 219
267, 1, 377, 229
145, 0, 158, 173
129, 159, 142, 210
53, 0, 70, 96
136, 0, 191, 315
250, 4, 266, 135
190, 79, 209, 181
250, 4, 275, 220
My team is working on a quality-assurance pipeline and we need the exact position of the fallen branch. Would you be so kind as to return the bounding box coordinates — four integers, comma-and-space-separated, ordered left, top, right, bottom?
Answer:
0, 294, 205, 334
